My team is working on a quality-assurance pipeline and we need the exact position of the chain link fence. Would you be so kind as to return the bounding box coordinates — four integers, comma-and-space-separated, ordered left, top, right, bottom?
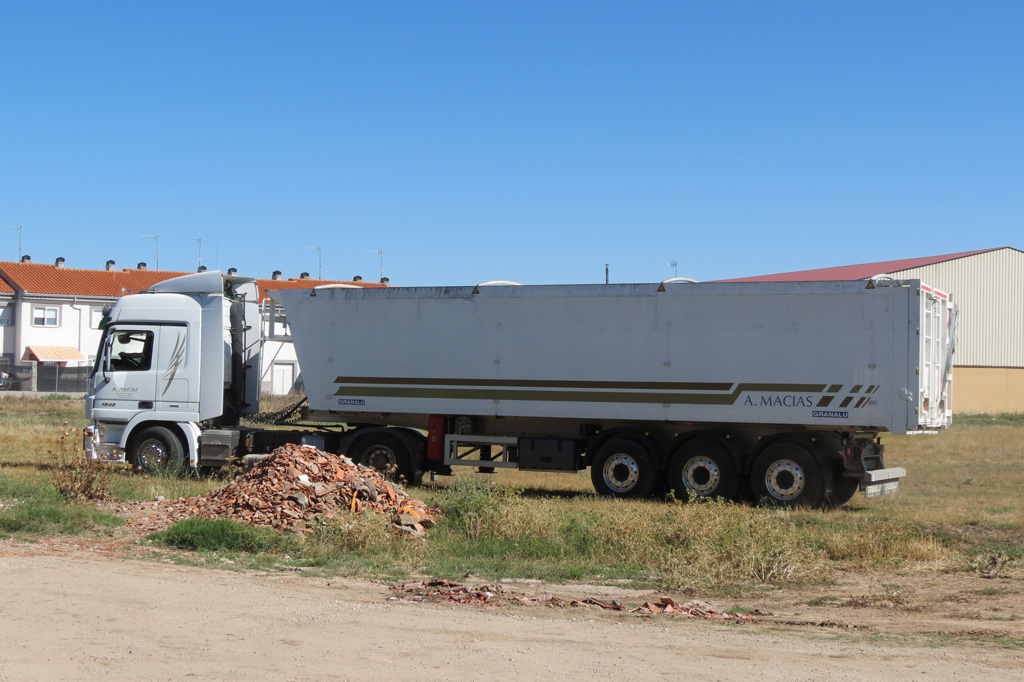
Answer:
0, 364, 92, 393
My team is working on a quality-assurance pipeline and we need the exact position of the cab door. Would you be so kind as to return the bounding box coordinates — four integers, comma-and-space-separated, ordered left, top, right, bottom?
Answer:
154, 324, 194, 413
89, 325, 159, 422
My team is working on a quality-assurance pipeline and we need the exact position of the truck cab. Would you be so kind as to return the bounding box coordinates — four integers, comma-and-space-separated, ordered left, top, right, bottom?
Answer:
84, 271, 261, 472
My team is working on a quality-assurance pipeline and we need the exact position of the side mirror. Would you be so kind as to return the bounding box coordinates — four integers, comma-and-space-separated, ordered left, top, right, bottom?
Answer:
102, 335, 113, 383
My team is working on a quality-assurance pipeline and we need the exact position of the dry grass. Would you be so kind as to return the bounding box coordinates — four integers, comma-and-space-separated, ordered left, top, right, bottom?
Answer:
858, 426, 1024, 530
0, 395, 219, 503
1, 395, 1020, 590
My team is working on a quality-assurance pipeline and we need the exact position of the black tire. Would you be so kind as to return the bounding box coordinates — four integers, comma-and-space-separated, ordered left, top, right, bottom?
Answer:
667, 438, 739, 501
750, 443, 824, 507
825, 473, 860, 507
131, 426, 186, 476
590, 439, 657, 498
350, 433, 413, 482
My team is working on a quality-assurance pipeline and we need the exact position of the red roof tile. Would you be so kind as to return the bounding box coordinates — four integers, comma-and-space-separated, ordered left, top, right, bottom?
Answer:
713, 248, 1008, 282
0, 261, 387, 298
0, 277, 13, 294
0, 261, 190, 297
254, 277, 387, 301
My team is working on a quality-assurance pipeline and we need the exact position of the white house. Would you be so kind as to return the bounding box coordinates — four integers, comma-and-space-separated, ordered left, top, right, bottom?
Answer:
0, 257, 382, 394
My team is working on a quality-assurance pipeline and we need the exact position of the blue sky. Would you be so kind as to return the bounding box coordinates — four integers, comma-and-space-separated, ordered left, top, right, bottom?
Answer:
3, 1, 1021, 285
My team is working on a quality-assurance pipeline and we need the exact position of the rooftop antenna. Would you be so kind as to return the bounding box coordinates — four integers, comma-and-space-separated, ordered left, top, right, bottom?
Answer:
666, 260, 678, 278
371, 249, 383, 281
141, 233, 159, 270
2, 225, 22, 260
306, 245, 322, 279
605, 263, 609, 284
185, 237, 202, 270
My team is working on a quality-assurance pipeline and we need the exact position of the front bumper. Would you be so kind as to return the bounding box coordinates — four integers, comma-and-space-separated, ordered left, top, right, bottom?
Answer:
82, 424, 127, 463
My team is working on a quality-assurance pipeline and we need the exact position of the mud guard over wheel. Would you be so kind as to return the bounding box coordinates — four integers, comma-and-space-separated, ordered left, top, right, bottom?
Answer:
590, 438, 657, 498
667, 438, 739, 501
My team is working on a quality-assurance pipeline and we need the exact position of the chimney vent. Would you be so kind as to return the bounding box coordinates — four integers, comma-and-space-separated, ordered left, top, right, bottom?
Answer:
55, 257, 66, 268
20, 255, 31, 263
300, 272, 310, 280
137, 262, 147, 270
198, 265, 208, 272
380, 276, 390, 285
227, 267, 238, 276
272, 270, 282, 280
106, 260, 116, 271
353, 275, 363, 282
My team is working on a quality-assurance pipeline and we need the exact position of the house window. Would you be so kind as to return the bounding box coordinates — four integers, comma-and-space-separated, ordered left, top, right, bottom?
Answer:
0, 305, 12, 327
90, 307, 106, 329
32, 306, 59, 327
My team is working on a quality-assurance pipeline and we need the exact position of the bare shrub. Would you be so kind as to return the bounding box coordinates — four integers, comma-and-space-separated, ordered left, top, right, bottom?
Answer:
48, 423, 112, 502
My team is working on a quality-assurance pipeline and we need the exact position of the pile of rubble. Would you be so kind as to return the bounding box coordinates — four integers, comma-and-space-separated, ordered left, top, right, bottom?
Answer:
164, 444, 438, 537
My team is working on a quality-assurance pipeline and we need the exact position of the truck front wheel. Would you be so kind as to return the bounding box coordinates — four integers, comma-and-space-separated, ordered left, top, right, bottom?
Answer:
667, 438, 739, 501
750, 443, 823, 507
130, 426, 186, 476
590, 439, 657, 498
350, 433, 413, 483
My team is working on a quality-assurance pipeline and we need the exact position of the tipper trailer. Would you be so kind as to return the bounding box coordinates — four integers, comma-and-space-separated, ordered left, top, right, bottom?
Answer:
85, 271, 956, 507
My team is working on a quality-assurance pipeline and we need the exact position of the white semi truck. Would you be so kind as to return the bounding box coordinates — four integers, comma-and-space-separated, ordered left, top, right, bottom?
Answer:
85, 270, 955, 507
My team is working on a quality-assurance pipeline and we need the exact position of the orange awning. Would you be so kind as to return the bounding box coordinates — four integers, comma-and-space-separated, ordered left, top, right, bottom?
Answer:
22, 346, 86, 363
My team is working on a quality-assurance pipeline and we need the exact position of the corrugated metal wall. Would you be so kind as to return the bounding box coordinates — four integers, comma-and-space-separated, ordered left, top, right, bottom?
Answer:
891, 247, 1024, 368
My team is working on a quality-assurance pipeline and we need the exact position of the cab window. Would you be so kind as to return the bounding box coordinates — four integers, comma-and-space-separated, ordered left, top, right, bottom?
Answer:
109, 331, 154, 372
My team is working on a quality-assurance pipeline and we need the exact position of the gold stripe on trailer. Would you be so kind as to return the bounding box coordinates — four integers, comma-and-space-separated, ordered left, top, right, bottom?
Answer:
333, 379, 829, 407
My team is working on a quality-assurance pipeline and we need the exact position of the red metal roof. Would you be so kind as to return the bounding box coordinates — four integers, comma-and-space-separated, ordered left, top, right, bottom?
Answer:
713, 248, 1008, 282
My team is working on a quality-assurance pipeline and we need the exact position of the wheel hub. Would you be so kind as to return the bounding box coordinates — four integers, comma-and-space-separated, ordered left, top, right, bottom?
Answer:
364, 446, 397, 472
603, 454, 639, 492
139, 440, 167, 467
683, 456, 720, 495
765, 459, 805, 500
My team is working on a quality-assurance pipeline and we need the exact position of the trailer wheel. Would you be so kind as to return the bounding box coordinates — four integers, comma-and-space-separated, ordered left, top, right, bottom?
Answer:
750, 443, 823, 507
667, 439, 738, 501
130, 426, 185, 476
825, 473, 860, 507
351, 433, 413, 483
590, 439, 656, 498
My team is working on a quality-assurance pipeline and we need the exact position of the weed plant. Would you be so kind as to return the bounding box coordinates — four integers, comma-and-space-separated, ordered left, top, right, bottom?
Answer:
48, 422, 113, 502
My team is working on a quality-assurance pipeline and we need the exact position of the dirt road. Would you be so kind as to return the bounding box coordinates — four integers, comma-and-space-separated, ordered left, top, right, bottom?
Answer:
1, 546, 1022, 681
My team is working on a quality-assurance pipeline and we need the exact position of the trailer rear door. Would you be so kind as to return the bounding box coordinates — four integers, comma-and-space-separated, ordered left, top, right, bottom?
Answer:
918, 284, 956, 429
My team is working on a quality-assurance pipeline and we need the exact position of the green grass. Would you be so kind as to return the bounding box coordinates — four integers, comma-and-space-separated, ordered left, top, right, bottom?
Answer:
149, 517, 300, 554
0, 475, 122, 537
952, 413, 1024, 428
